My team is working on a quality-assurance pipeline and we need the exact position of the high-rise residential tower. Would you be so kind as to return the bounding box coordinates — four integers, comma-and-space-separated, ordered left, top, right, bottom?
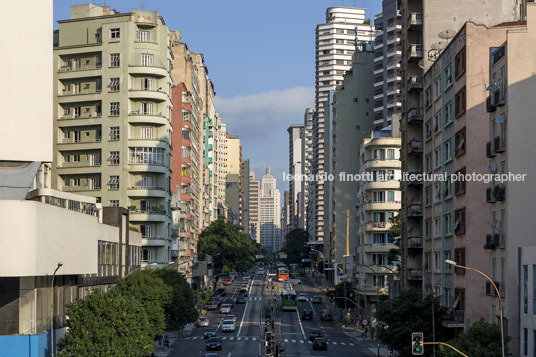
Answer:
259, 167, 281, 252
303, 108, 315, 234
249, 172, 261, 242
288, 125, 304, 230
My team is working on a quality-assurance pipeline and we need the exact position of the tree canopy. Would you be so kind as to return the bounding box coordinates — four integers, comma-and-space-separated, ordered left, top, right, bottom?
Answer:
281, 229, 309, 264
334, 281, 357, 309
198, 219, 261, 273
376, 290, 449, 356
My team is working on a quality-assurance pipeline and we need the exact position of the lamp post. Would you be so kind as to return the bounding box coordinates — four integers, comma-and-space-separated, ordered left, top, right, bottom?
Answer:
355, 262, 380, 357
50, 262, 63, 357
445, 259, 505, 357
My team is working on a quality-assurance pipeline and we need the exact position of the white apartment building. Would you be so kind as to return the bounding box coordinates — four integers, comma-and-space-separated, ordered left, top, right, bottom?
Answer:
288, 124, 304, 230
259, 167, 281, 252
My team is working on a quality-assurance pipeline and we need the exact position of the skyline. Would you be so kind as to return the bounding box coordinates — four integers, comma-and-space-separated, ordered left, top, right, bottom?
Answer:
53, 0, 382, 192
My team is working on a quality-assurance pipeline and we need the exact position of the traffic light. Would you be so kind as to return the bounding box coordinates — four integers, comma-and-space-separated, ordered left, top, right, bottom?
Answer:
329, 294, 335, 303
412, 332, 424, 355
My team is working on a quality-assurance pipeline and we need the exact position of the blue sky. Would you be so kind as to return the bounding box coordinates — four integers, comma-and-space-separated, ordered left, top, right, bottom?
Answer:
53, 0, 381, 191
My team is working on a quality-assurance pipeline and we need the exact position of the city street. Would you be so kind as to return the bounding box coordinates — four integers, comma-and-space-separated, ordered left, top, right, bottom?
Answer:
170, 273, 382, 357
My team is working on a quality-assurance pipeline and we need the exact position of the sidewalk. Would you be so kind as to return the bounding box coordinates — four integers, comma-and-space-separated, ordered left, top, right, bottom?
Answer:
343, 330, 392, 356
153, 331, 179, 357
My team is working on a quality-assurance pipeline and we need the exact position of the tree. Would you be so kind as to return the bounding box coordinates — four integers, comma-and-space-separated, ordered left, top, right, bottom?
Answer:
58, 289, 154, 357
154, 268, 198, 330
439, 318, 509, 357
281, 229, 309, 264
198, 219, 262, 273
334, 281, 356, 309
114, 270, 170, 339
376, 290, 449, 356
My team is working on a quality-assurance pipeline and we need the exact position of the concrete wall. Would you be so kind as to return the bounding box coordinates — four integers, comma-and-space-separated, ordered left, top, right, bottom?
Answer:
0, 0, 53, 162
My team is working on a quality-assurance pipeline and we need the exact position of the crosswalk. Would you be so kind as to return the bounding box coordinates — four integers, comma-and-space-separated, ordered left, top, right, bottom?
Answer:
186, 335, 357, 347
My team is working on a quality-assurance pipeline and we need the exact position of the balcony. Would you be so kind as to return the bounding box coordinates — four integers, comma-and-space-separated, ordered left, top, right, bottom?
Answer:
407, 44, 423, 61
407, 108, 423, 124
407, 172, 423, 186
407, 12, 423, 28
407, 204, 423, 217
142, 237, 169, 247
486, 141, 495, 158
127, 186, 168, 198
408, 269, 423, 281
362, 243, 394, 253
130, 209, 168, 222
495, 184, 505, 201
494, 136, 506, 153
128, 112, 169, 126
407, 236, 423, 249
128, 88, 168, 102
486, 187, 496, 203
486, 96, 497, 112
57, 64, 102, 80
484, 233, 500, 249
407, 76, 423, 91
407, 140, 423, 154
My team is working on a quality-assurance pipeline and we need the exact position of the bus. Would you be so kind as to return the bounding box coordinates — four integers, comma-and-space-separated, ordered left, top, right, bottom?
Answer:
278, 267, 289, 282
289, 264, 299, 279
281, 290, 298, 311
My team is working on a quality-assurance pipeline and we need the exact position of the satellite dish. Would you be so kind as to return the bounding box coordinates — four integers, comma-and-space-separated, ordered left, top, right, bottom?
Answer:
418, 59, 426, 69
431, 42, 444, 51
488, 163, 497, 172
438, 29, 456, 41
495, 115, 506, 124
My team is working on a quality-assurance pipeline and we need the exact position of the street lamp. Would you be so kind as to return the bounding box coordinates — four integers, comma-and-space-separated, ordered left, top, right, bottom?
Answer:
50, 262, 63, 357
445, 259, 505, 357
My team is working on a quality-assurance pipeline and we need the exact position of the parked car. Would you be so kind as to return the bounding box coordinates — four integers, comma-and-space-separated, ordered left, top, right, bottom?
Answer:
223, 298, 234, 307
206, 337, 222, 351
205, 353, 220, 357
309, 330, 324, 341
257, 268, 265, 275
235, 294, 247, 304
219, 304, 232, 314
312, 338, 328, 351
239, 288, 248, 296
223, 279, 232, 286
223, 314, 237, 323
221, 319, 236, 332
207, 300, 219, 311
198, 317, 209, 327
301, 309, 313, 321
320, 309, 333, 321
298, 293, 308, 302
204, 328, 217, 339
216, 288, 226, 296
311, 295, 322, 304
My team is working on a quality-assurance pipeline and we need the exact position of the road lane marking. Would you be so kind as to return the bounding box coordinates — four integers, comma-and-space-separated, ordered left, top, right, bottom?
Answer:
237, 337, 241, 341
227, 353, 231, 357
292, 339, 296, 343
308, 341, 312, 344
284, 339, 288, 343
332, 342, 337, 345
350, 343, 354, 346
341, 342, 346, 345
295, 304, 306, 340
237, 275, 256, 337
252, 337, 256, 341
300, 340, 304, 343
230, 337, 234, 340
245, 337, 248, 341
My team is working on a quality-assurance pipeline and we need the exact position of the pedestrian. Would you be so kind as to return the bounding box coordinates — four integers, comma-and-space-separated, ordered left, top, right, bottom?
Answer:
370, 327, 375, 340
364, 326, 368, 338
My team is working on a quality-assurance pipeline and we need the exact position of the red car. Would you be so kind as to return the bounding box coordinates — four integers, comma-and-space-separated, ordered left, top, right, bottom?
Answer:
224, 279, 232, 286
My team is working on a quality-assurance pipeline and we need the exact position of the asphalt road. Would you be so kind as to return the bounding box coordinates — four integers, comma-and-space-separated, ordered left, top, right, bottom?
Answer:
170, 273, 379, 357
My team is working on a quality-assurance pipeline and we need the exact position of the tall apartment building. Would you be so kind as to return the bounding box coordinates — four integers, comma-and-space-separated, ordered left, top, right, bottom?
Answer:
225, 135, 242, 224
331, 46, 374, 274
214, 114, 228, 220
485, 8, 536, 354
303, 108, 315, 234
288, 125, 304, 230
281, 191, 291, 245
398, 0, 521, 292
241, 159, 250, 232
373, 0, 402, 129
312, 7, 375, 249
356, 128, 401, 318
52, 5, 173, 266
259, 167, 281, 252
249, 172, 261, 242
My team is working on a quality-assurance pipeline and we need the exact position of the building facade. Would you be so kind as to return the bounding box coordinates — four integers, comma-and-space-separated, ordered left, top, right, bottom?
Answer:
225, 135, 242, 224
288, 125, 304, 230
303, 108, 315, 235
259, 167, 281, 252
248, 172, 261, 242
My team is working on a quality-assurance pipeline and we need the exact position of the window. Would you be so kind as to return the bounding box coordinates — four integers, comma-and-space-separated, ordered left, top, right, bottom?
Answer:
91, 176, 101, 189
434, 113, 440, 132
140, 127, 153, 139
138, 30, 150, 42
454, 208, 466, 235
443, 101, 453, 126
140, 224, 152, 238
109, 151, 120, 165
443, 288, 452, 308
110, 28, 120, 39
444, 250, 453, 273
455, 47, 466, 79
72, 178, 80, 186
444, 62, 453, 89
455, 167, 466, 195
141, 53, 154, 66
434, 78, 441, 98
110, 53, 120, 67
425, 186, 431, 206
444, 213, 453, 236
109, 78, 120, 92
425, 120, 432, 140
425, 154, 432, 172
434, 251, 440, 271
434, 217, 441, 237
181, 146, 190, 159
142, 78, 153, 90
524, 328, 528, 355
524, 265, 528, 314
73, 154, 80, 162
533, 265, 536, 315
425, 219, 431, 239
434, 182, 441, 202
142, 249, 151, 262
455, 127, 466, 157
141, 102, 153, 115
386, 149, 395, 159
454, 248, 465, 274
110, 200, 119, 207
109, 126, 120, 141
181, 128, 189, 140
455, 87, 466, 117
140, 175, 154, 188
434, 147, 441, 167
387, 191, 395, 202
373, 149, 385, 160
110, 102, 120, 116
425, 86, 432, 108
444, 138, 453, 163
108, 175, 119, 190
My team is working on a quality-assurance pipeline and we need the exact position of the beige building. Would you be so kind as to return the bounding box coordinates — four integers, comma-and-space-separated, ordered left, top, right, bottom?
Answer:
398, 0, 522, 292
225, 135, 242, 224
249, 172, 261, 243
214, 114, 229, 220
485, 7, 536, 354
356, 130, 401, 317
52, 4, 173, 266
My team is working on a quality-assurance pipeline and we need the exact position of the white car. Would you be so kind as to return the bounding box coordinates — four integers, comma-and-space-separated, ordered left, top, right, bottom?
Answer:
221, 319, 236, 332
198, 317, 209, 327
224, 314, 237, 323
257, 269, 265, 275
220, 304, 231, 314
298, 294, 308, 302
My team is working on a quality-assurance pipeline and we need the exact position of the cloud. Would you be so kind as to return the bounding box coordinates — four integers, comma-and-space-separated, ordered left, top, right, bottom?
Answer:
215, 86, 314, 193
